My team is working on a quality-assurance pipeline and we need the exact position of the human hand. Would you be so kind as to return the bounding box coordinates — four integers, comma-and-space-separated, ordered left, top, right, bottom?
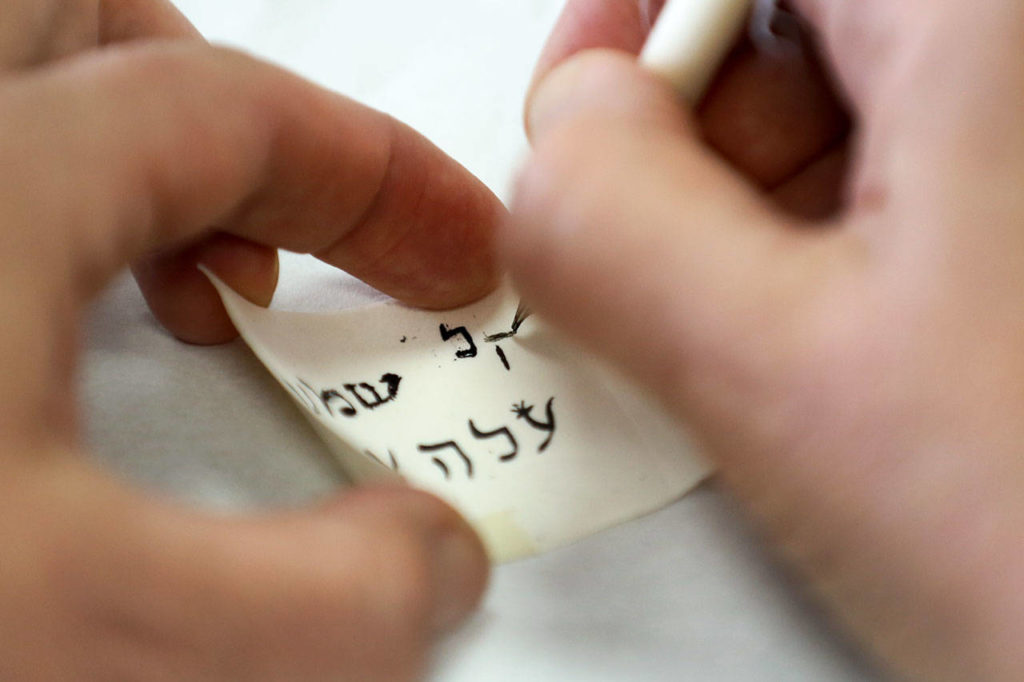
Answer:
506, 1, 1024, 680
0, 1, 496, 679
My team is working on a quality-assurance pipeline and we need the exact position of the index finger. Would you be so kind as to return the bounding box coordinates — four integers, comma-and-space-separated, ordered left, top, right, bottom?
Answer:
1, 43, 502, 343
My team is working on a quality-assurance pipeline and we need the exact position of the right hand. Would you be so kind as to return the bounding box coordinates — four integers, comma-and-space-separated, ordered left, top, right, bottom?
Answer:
507, 1, 1024, 680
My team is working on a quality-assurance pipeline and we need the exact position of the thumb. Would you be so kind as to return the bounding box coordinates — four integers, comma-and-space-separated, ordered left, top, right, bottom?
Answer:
30, 462, 490, 681
506, 49, 840, 421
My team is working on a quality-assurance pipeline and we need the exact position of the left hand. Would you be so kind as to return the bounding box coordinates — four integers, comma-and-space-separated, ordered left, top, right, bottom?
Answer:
0, 2, 500, 680
6, 0, 501, 345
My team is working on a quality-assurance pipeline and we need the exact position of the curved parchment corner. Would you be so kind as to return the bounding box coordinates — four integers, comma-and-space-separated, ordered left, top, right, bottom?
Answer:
204, 270, 711, 563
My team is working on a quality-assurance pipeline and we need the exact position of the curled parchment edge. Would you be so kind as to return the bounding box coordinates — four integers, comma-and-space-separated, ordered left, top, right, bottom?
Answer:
299, 383, 544, 563
202, 268, 712, 564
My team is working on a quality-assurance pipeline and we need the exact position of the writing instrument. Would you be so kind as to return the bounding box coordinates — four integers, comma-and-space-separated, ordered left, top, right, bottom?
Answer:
513, 0, 755, 329
511, 301, 531, 334
640, 0, 755, 105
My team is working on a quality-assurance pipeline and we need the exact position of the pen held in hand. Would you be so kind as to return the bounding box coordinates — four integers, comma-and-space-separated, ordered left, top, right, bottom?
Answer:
511, 301, 531, 334
639, 0, 756, 104
510, 1, 761, 332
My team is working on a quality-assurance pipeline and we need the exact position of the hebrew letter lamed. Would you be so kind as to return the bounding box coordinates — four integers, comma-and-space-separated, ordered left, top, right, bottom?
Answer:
469, 420, 519, 462
439, 324, 478, 359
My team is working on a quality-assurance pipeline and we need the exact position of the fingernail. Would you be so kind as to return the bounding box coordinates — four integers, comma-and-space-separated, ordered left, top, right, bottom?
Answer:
430, 520, 489, 632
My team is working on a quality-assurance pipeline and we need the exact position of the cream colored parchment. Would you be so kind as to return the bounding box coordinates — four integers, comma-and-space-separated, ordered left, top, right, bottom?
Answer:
207, 272, 711, 562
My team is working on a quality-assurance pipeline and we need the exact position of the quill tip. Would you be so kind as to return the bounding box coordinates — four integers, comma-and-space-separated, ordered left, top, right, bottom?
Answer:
512, 302, 531, 333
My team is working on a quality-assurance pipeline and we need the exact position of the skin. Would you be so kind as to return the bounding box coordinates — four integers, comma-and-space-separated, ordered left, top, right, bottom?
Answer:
4, 0, 1022, 680
0, 1, 497, 680
506, 0, 1024, 680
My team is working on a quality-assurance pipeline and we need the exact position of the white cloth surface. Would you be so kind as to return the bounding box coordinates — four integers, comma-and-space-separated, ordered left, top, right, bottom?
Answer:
82, 1, 884, 679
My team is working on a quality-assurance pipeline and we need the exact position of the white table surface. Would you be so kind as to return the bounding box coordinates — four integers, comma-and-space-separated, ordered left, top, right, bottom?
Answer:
83, 1, 886, 679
